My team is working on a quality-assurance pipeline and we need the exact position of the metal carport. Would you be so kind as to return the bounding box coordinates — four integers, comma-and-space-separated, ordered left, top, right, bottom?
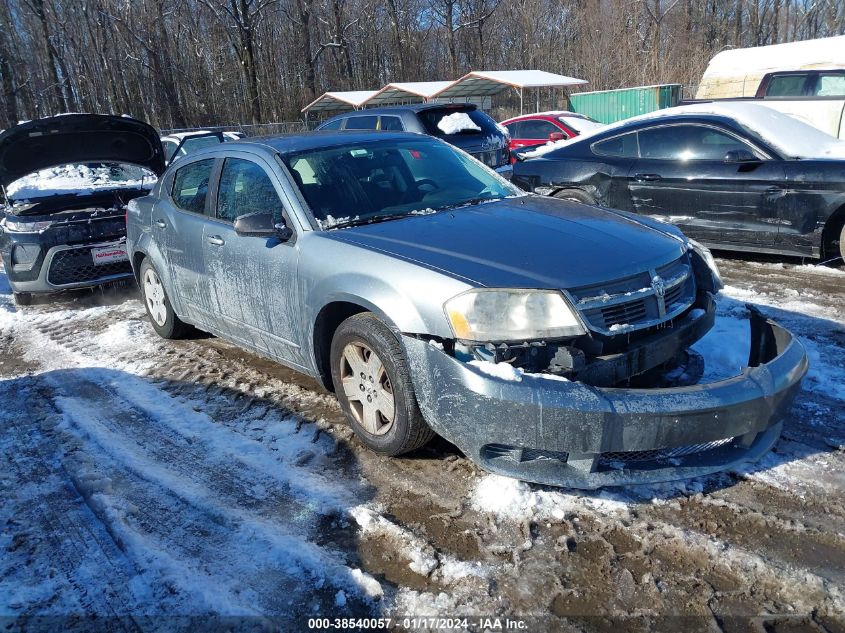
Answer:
365, 81, 454, 106
431, 70, 588, 114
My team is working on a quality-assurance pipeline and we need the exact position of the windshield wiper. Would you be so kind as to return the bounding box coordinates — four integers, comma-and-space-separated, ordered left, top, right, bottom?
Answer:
456, 194, 505, 208
327, 212, 414, 229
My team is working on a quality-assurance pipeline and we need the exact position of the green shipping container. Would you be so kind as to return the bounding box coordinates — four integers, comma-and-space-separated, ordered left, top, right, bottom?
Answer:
568, 84, 682, 124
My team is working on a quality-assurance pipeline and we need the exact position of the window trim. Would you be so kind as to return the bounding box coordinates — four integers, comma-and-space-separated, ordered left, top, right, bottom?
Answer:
591, 122, 772, 162
635, 122, 771, 162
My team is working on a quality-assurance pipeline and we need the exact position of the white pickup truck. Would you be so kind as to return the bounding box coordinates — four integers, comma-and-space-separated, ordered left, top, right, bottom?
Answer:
696, 36, 845, 139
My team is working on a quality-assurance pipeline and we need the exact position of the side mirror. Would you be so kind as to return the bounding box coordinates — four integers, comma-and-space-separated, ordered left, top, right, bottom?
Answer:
549, 132, 566, 142
234, 211, 293, 241
724, 149, 759, 163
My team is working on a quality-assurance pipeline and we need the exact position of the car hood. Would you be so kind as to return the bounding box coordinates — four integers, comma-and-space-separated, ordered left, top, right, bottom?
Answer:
0, 113, 165, 190
322, 196, 688, 289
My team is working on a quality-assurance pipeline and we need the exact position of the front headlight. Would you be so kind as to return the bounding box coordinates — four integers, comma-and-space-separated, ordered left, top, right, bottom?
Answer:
444, 289, 586, 342
688, 238, 723, 291
2, 218, 54, 233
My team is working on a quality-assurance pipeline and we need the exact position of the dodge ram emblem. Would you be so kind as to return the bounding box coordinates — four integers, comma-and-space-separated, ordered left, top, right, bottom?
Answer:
652, 275, 666, 298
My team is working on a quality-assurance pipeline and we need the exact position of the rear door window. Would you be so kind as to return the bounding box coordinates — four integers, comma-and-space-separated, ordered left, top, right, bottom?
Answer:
379, 115, 404, 131
172, 159, 215, 214
765, 74, 810, 97
344, 116, 378, 130
320, 118, 342, 130
592, 132, 639, 158
216, 158, 284, 223
519, 119, 563, 139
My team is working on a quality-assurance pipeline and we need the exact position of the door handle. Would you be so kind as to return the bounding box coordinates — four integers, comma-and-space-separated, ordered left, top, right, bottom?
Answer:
633, 173, 662, 182
766, 186, 786, 196
154, 219, 167, 228
207, 235, 225, 246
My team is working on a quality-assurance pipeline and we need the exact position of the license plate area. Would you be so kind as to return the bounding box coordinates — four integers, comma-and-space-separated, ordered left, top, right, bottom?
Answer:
91, 244, 128, 266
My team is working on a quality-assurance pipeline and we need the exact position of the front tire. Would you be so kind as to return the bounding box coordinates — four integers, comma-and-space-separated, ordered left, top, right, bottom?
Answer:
139, 258, 190, 339
330, 312, 434, 456
553, 188, 597, 205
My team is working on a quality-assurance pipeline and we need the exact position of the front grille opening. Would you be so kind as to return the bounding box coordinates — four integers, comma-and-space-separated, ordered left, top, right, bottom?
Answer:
599, 437, 736, 469
48, 247, 133, 286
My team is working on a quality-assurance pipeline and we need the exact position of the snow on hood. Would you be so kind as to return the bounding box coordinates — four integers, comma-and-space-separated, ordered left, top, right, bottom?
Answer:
522, 101, 845, 160
437, 112, 482, 135
6, 164, 156, 200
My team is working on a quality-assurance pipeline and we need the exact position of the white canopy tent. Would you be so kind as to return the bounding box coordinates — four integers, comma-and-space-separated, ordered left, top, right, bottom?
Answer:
365, 81, 454, 106
301, 90, 380, 115
300, 70, 589, 117
431, 70, 588, 114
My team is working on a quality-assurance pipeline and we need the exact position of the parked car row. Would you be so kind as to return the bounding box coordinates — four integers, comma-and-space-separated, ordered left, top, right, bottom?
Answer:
511, 101, 845, 264
0, 105, 816, 488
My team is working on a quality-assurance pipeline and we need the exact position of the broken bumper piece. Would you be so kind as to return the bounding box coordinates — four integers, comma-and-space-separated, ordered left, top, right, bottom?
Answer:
404, 307, 808, 489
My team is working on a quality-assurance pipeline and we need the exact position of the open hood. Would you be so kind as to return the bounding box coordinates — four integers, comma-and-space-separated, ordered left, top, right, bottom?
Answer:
0, 114, 165, 191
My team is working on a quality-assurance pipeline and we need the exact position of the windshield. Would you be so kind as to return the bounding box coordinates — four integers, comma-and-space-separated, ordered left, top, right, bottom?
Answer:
6, 163, 157, 200
283, 137, 521, 229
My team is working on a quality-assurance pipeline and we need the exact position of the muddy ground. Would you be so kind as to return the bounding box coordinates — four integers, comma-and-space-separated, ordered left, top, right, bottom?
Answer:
0, 255, 843, 632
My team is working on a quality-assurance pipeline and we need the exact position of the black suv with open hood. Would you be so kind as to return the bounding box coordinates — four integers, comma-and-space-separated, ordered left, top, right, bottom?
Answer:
0, 113, 165, 304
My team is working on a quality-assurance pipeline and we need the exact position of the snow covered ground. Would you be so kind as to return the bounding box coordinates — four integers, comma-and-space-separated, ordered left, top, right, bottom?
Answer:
0, 255, 843, 630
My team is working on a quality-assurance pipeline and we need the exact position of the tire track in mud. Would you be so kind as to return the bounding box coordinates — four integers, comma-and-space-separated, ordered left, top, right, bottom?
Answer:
0, 377, 146, 629
5, 277, 845, 625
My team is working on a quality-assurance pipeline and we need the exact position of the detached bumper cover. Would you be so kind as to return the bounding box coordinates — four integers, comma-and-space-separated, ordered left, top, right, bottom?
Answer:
404, 308, 808, 488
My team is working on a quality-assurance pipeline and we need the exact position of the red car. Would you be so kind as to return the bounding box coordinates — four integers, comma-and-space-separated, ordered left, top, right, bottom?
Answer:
500, 111, 604, 159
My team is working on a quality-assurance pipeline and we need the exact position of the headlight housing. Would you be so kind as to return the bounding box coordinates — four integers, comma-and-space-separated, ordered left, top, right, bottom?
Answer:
444, 289, 586, 342
2, 218, 54, 233
688, 238, 723, 292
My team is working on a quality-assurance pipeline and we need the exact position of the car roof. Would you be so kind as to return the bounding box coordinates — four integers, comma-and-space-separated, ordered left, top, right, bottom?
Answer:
503, 111, 582, 123
196, 130, 431, 156
325, 103, 479, 117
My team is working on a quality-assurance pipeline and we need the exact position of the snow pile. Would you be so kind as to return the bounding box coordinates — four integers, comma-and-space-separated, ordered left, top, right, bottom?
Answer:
467, 360, 524, 381
437, 112, 481, 135
7, 163, 156, 199
523, 101, 845, 160
472, 474, 630, 520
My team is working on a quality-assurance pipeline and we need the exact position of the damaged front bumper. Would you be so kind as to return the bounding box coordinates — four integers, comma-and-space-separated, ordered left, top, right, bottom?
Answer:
404, 307, 808, 489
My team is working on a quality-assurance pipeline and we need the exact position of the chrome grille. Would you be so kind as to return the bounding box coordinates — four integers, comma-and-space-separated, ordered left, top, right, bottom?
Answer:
566, 254, 696, 335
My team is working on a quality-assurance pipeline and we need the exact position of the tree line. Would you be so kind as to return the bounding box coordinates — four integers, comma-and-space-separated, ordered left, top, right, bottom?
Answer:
0, 0, 842, 131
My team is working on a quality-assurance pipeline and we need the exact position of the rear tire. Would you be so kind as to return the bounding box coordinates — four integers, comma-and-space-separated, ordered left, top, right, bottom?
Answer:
139, 258, 191, 339
552, 188, 597, 205
839, 224, 845, 266
12, 292, 32, 306
330, 312, 435, 456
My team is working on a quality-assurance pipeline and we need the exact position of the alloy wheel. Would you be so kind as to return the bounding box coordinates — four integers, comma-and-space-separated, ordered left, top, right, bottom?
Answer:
339, 341, 396, 436
143, 268, 167, 327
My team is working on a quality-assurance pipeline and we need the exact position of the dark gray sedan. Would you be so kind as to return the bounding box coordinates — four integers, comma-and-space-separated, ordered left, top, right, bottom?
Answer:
126, 131, 807, 488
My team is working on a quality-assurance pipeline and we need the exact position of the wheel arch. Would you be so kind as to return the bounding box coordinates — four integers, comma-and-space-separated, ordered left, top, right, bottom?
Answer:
311, 300, 390, 392
821, 202, 845, 263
